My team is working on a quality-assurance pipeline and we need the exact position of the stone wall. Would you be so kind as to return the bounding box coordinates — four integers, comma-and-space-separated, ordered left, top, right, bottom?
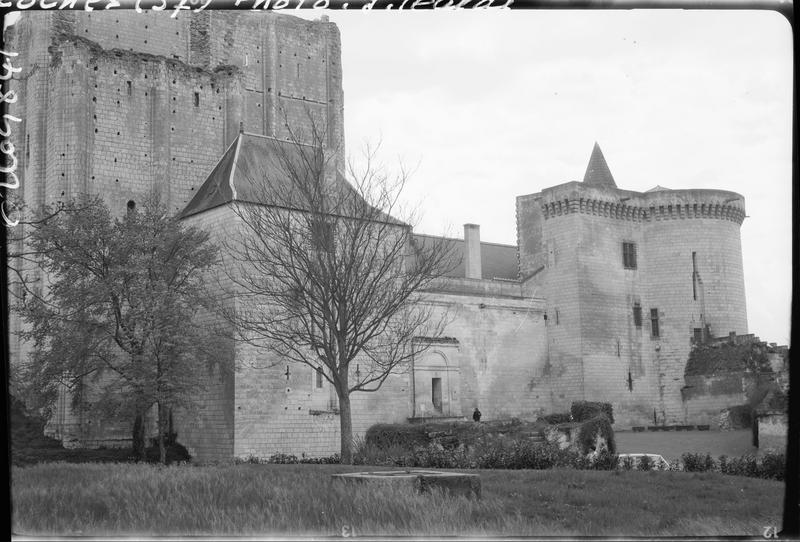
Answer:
680, 373, 747, 426
757, 414, 787, 452
516, 180, 748, 427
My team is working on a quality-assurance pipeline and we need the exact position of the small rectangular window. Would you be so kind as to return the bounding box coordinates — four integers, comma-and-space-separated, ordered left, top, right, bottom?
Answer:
310, 218, 334, 253
193, 92, 200, 107
633, 303, 642, 327
650, 308, 660, 338
691, 251, 698, 300
315, 367, 324, 389
126, 81, 132, 96
622, 242, 637, 269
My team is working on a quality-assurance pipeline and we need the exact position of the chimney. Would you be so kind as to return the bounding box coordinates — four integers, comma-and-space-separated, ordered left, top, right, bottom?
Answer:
464, 224, 482, 279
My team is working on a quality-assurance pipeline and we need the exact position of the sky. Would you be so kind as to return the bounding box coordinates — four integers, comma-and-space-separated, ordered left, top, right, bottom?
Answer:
3, 8, 793, 344
319, 9, 793, 346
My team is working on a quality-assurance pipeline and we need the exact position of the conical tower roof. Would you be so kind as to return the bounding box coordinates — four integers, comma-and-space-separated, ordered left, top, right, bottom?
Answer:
582, 142, 616, 188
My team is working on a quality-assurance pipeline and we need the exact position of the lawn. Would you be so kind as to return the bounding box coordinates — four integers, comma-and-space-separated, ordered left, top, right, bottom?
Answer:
616, 429, 758, 460
11, 462, 783, 537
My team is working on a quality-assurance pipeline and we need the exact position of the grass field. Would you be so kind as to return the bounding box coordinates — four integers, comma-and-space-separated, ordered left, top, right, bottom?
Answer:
616, 429, 758, 460
12, 462, 783, 537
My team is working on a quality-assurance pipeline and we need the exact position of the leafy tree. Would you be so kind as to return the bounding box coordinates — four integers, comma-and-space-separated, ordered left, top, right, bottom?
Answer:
18, 195, 223, 463
224, 116, 458, 464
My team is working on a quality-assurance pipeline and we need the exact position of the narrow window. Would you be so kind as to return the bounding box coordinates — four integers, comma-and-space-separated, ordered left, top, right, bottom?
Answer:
296, 63, 301, 78
431, 378, 442, 412
310, 218, 334, 253
616, 338, 621, 357
315, 367, 324, 389
25, 134, 30, 162
627, 371, 633, 391
693, 328, 703, 343
691, 251, 698, 300
650, 308, 660, 338
622, 242, 637, 269
126, 81, 132, 96
555, 309, 559, 325
633, 303, 642, 327
193, 92, 200, 107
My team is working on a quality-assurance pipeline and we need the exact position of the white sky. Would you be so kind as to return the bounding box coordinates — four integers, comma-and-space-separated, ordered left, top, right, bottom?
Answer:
322, 9, 793, 345
4, 8, 792, 345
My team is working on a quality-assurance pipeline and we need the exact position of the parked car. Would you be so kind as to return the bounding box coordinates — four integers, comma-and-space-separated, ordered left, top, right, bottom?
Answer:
617, 453, 671, 470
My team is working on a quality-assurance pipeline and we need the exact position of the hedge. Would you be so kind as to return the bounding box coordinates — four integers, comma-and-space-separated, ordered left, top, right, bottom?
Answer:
365, 424, 430, 450
540, 412, 572, 425
575, 414, 616, 455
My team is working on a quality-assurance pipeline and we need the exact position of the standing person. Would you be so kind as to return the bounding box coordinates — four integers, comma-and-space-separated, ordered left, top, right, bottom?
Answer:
473, 407, 482, 422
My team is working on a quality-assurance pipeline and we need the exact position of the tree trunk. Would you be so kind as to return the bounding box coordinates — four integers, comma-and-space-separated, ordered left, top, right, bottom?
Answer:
339, 393, 353, 464
157, 403, 166, 465
132, 413, 145, 461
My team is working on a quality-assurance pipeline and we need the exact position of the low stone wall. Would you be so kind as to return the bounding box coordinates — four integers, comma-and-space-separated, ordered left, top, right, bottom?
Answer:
758, 413, 787, 452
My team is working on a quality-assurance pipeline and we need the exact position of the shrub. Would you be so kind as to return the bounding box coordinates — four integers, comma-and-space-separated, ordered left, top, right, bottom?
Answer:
365, 423, 429, 450
268, 453, 299, 464
758, 451, 785, 481
575, 415, 616, 455
589, 449, 618, 471
571, 401, 614, 424
299, 454, 340, 464
540, 412, 572, 425
681, 452, 715, 472
143, 442, 191, 464
725, 405, 753, 429
639, 454, 653, 472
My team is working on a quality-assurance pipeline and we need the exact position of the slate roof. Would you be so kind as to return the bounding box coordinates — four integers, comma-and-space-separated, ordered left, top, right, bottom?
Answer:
180, 132, 403, 225
582, 142, 617, 188
412, 233, 519, 281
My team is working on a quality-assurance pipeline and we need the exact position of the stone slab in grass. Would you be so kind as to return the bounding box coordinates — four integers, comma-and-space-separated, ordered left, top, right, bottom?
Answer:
332, 470, 481, 499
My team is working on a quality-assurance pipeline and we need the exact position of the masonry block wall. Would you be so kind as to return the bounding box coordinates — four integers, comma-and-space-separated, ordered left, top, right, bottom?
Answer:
517, 180, 747, 427
7, 10, 344, 413
681, 373, 746, 425
422, 283, 549, 420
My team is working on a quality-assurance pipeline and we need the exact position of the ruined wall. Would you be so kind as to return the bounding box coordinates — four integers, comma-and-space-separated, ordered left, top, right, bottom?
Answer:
758, 414, 787, 452
681, 373, 747, 425
8, 10, 342, 217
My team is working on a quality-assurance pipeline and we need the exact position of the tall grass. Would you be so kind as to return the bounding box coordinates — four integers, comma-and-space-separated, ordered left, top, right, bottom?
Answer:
12, 462, 783, 537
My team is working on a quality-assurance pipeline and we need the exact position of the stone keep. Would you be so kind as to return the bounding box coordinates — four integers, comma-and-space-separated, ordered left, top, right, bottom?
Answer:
6, 9, 344, 376
517, 143, 747, 427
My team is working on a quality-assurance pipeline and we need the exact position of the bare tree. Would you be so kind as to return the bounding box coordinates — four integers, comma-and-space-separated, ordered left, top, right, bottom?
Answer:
223, 116, 458, 463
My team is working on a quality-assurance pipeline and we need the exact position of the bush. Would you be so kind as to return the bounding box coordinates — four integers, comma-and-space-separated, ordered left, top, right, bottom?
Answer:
365, 423, 430, 450
575, 415, 616, 455
144, 441, 191, 464
638, 454, 653, 472
268, 453, 299, 464
540, 412, 572, 425
725, 405, 753, 429
299, 454, 340, 464
571, 401, 614, 424
757, 451, 785, 480
681, 452, 716, 472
